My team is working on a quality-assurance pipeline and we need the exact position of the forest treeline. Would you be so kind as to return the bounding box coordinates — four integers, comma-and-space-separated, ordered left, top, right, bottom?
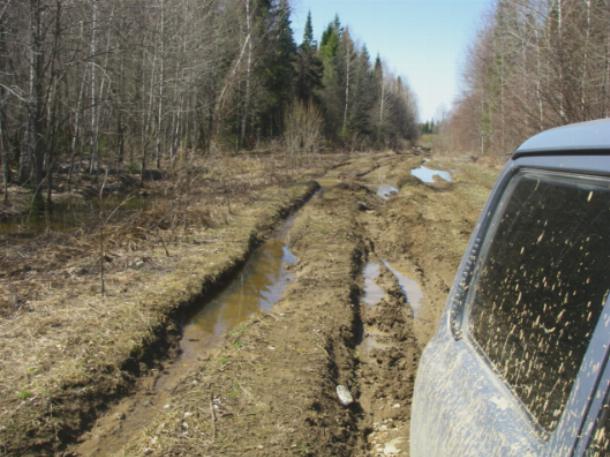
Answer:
0, 0, 418, 208
442, 0, 610, 155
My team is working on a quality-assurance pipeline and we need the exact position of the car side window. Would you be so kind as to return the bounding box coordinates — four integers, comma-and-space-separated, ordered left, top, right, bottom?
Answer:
466, 170, 610, 432
586, 402, 610, 456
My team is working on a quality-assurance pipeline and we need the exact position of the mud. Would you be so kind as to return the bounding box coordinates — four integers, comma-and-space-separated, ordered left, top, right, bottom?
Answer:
112, 182, 368, 456
0, 156, 327, 457
354, 261, 419, 456
0, 150, 500, 456
89, 152, 497, 457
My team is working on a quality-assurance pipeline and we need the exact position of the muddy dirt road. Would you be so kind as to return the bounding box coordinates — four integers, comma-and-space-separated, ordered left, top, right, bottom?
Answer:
0, 151, 499, 456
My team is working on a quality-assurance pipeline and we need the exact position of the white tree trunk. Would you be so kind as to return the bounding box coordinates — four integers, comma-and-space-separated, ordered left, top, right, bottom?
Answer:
89, 0, 98, 173
240, 0, 252, 148
343, 46, 351, 134
156, 0, 165, 168
378, 80, 385, 137
581, 0, 591, 119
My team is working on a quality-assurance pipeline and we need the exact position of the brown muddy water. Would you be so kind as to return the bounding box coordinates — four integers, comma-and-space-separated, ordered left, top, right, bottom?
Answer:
180, 216, 298, 364
72, 216, 299, 456
360, 259, 424, 355
383, 261, 424, 318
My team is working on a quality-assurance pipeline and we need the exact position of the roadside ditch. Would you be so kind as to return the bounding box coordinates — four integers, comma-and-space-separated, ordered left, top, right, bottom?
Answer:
0, 181, 319, 457
69, 194, 315, 456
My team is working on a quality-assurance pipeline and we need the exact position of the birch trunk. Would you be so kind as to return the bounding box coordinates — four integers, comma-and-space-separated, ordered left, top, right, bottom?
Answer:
88, 0, 98, 174
581, 0, 591, 119
377, 67, 385, 140
156, 0, 165, 169
534, 26, 544, 130
0, 103, 8, 204
556, 0, 566, 121
240, 0, 252, 149
27, 0, 45, 208
342, 47, 351, 135
603, 4, 610, 117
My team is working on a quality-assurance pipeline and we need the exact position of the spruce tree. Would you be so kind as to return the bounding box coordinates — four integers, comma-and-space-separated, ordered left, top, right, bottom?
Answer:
249, 0, 296, 140
349, 45, 377, 139
303, 11, 315, 50
319, 18, 342, 138
295, 10, 322, 103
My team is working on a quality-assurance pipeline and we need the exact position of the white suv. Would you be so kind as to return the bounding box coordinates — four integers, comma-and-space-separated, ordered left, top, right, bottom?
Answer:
411, 119, 610, 457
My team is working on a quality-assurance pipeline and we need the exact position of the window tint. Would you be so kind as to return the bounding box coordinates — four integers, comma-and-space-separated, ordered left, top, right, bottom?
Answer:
467, 170, 610, 432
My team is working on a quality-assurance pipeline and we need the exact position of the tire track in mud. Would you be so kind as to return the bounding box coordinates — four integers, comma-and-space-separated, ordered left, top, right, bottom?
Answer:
69, 154, 434, 456
350, 247, 420, 457
342, 155, 428, 457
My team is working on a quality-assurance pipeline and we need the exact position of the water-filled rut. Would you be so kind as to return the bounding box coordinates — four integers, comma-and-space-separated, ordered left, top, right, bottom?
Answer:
71, 215, 300, 456
180, 215, 298, 365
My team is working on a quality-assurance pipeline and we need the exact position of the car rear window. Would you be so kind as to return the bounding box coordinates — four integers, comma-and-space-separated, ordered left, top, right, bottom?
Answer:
467, 170, 610, 432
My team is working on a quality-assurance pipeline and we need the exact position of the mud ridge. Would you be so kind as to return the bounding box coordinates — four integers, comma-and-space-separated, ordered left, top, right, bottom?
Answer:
320, 246, 367, 456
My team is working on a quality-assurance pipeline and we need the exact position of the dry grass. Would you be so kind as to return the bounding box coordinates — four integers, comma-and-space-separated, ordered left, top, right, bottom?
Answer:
0, 151, 345, 456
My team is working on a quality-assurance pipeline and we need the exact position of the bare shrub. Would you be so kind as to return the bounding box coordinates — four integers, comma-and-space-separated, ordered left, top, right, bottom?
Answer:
284, 102, 323, 159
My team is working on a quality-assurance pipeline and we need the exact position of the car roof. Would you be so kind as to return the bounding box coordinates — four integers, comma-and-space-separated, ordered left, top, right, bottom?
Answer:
513, 118, 610, 157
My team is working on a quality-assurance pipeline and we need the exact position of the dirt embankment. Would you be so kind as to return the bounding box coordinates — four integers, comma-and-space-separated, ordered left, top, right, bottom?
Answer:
0, 150, 500, 456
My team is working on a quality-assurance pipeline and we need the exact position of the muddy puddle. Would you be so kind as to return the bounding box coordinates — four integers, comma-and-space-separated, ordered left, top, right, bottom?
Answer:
72, 216, 299, 456
384, 261, 424, 318
356, 257, 418, 456
363, 259, 424, 318
363, 261, 384, 307
410, 165, 452, 184
180, 218, 298, 363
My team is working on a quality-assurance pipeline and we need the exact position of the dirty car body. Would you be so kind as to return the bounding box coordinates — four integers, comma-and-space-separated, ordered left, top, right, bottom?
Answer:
411, 119, 610, 457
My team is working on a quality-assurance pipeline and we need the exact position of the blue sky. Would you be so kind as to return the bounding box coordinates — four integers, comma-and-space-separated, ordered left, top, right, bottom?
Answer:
291, 0, 493, 121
